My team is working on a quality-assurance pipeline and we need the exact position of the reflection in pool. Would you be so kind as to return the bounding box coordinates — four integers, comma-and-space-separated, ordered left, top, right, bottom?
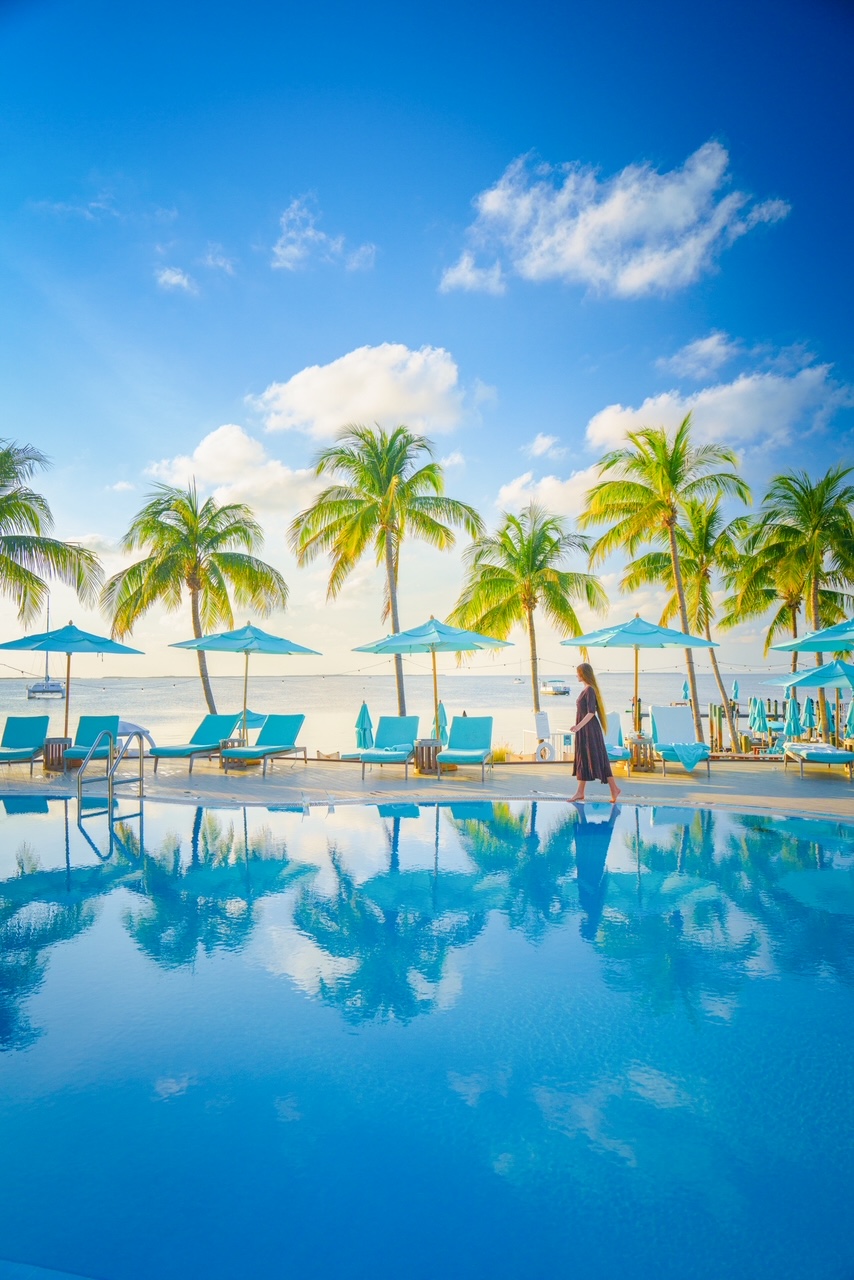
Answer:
1, 799, 853, 1279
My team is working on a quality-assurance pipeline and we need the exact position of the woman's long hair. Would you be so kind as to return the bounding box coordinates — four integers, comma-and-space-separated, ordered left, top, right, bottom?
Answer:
577, 663, 607, 727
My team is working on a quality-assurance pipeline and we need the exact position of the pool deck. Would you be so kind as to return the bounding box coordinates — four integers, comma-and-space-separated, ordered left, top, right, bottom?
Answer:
1, 757, 852, 821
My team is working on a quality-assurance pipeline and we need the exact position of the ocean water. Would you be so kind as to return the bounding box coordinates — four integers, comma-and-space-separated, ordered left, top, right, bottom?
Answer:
0, 670, 797, 757
0, 798, 852, 1279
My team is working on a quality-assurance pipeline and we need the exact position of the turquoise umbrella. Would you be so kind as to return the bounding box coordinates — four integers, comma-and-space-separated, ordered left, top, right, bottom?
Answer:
752, 699, 768, 738
172, 624, 320, 742
784, 698, 802, 740
434, 700, 448, 746
772, 616, 854, 654
0, 621, 143, 737
682, 679, 690, 701
355, 701, 374, 750
846, 699, 854, 740
732, 679, 740, 701
562, 614, 716, 731
354, 617, 511, 733
802, 697, 816, 732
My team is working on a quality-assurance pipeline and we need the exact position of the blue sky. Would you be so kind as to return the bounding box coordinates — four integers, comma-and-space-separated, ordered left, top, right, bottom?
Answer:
0, 0, 852, 679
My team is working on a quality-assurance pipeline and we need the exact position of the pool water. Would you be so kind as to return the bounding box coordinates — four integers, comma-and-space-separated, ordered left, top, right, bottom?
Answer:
1, 798, 853, 1280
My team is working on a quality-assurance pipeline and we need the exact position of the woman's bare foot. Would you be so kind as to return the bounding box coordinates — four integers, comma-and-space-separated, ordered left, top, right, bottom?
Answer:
568, 792, 585, 803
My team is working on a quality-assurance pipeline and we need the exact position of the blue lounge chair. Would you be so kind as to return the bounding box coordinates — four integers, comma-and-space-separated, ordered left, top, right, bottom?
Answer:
437, 716, 493, 781
0, 715, 50, 775
784, 742, 854, 781
221, 714, 307, 775
149, 713, 241, 774
64, 716, 121, 771
604, 712, 632, 774
359, 716, 420, 781
649, 706, 711, 778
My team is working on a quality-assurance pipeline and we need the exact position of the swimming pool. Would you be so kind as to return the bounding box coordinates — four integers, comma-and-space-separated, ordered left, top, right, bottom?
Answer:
1, 798, 852, 1279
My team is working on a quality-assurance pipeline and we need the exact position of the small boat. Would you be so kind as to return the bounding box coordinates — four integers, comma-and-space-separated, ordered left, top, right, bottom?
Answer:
26, 601, 65, 700
540, 679, 573, 696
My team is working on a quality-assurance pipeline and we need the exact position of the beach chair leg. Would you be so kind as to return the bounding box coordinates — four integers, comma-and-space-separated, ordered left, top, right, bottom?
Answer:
799, 760, 804, 779
706, 759, 710, 780
361, 761, 366, 781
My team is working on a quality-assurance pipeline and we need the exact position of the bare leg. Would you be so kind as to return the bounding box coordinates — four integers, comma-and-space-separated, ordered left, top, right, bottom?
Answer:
569, 780, 586, 802
608, 776, 621, 803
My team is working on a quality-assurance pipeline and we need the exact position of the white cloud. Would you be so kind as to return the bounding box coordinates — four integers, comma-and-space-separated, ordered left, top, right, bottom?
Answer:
156, 266, 198, 294
31, 191, 120, 221
253, 343, 464, 439
497, 465, 601, 518
585, 363, 850, 452
346, 242, 377, 271
523, 432, 566, 460
107, 480, 135, 492
439, 251, 506, 295
656, 331, 741, 380
443, 141, 789, 298
147, 423, 317, 510
271, 196, 375, 272
440, 450, 465, 467
202, 243, 235, 274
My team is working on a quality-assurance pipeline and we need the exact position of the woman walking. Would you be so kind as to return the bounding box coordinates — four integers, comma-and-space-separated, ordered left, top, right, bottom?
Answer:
568, 663, 620, 803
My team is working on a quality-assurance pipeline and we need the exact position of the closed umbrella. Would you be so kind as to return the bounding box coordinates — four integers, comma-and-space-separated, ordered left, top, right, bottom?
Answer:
732, 679, 740, 701
172, 624, 320, 742
784, 698, 802, 740
562, 614, 716, 733
802, 697, 816, 733
434, 700, 448, 746
355, 701, 374, 750
0, 622, 142, 737
354, 617, 511, 735
682, 679, 690, 701
752, 699, 768, 740
845, 699, 854, 740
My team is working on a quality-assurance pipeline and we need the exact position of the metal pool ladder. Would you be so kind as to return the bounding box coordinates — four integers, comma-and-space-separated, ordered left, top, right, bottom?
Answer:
77, 729, 146, 806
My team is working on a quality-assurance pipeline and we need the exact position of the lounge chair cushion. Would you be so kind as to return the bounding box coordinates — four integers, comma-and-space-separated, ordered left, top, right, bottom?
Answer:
1, 716, 50, 753
150, 742, 223, 759
437, 748, 491, 764
149, 714, 241, 757
221, 743, 300, 760
64, 716, 121, 762
0, 747, 43, 762
785, 744, 854, 764
360, 747, 413, 763
655, 743, 710, 772
649, 707, 710, 772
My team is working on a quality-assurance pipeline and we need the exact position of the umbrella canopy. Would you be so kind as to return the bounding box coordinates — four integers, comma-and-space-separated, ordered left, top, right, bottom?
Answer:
802, 697, 816, 731
778, 658, 854, 692
354, 617, 510, 731
784, 698, 802, 740
355, 701, 374, 751
172, 624, 320, 740
562, 614, 716, 732
772, 617, 854, 654
0, 622, 143, 737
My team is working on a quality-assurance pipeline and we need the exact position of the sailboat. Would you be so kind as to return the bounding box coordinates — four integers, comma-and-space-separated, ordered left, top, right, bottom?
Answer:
26, 600, 66, 699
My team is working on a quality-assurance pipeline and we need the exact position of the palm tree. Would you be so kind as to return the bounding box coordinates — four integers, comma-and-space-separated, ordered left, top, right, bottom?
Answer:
747, 466, 854, 738
579, 414, 750, 741
0, 439, 101, 621
102, 483, 288, 713
449, 503, 606, 712
289, 424, 483, 715
719, 532, 848, 675
621, 498, 747, 750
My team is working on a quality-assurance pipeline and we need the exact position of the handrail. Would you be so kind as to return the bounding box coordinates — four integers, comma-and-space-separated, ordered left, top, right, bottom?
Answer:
109, 730, 145, 799
76, 729, 116, 804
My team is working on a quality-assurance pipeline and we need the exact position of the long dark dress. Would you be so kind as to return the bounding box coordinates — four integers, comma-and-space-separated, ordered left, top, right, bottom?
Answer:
572, 685, 613, 782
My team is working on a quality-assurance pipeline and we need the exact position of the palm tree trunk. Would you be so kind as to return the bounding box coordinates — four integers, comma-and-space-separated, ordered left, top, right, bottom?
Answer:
190, 586, 217, 714
790, 606, 799, 675
706, 623, 738, 750
667, 523, 704, 742
809, 579, 828, 740
384, 538, 406, 716
526, 604, 540, 713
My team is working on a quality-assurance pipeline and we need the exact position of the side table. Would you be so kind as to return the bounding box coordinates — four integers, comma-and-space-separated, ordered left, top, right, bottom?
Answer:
626, 734, 655, 772
415, 738, 441, 774
43, 737, 72, 772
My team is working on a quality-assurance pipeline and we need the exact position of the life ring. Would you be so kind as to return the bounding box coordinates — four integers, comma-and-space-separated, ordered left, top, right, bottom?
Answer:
535, 741, 555, 762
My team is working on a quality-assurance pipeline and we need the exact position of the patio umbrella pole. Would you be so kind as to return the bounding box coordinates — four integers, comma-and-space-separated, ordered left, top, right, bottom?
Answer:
242, 651, 250, 744
64, 651, 72, 739
634, 646, 639, 733
836, 687, 841, 749
432, 649, 440, 740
